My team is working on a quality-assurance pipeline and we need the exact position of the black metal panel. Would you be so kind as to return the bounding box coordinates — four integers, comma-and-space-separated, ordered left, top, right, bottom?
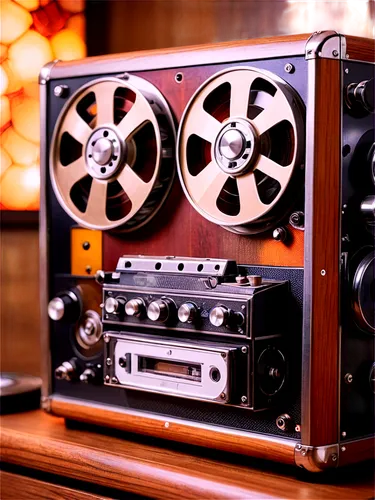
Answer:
340, 60, 375, 441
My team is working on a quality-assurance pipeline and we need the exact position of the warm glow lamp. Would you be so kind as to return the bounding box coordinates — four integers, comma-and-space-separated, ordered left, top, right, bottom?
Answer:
0, 0, 87, 211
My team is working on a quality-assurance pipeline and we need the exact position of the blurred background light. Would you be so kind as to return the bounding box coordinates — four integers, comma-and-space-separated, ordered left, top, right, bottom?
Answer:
0, 0, 86, 211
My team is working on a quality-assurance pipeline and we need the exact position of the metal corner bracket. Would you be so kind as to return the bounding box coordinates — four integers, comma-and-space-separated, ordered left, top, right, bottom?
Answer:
305, 31, 347, 61
41, 395, 52, 412
39, 59, 59, 85
295, 443, 340, 472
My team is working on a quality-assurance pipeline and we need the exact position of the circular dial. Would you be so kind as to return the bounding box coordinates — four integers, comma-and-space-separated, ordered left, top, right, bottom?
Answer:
178, 302, 198, 323
48, 290, 81, 322
147, 299, 172, 322
209, 306, 230, 327
104, 297, 125, 314
50, 75, 176, 232
125, 298, 145, 317
177, 67, 304, 234
352, 251, 374, 334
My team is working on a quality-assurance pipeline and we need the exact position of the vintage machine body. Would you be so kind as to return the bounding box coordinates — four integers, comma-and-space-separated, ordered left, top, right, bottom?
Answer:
40, 32, 375, 471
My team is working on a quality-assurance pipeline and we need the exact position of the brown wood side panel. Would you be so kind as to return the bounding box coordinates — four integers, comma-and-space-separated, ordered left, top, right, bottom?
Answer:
0, 471, 109, 500
345, 36, 375, 63
50, 34, 309, 79
338, 437, 375, 467
303, 58, 341, 446
50, 396, 297, 466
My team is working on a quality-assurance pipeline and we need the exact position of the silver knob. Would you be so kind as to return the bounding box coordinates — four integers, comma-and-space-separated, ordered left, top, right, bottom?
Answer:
178, 303, 197, 323
272, 227, 288, 242
361, 195, 375, 222
104, 297, 125, 314
80, 368, 96, 384
55, 360, 76, 381
48, 297, 65, 321
147, 299, 170, 322
209, 306, 230, 327
48, 290, 80, 322
125, 298, 145, 317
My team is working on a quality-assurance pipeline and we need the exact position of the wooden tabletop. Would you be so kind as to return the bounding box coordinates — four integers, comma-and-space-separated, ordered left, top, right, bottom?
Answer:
0, 410, 374, 499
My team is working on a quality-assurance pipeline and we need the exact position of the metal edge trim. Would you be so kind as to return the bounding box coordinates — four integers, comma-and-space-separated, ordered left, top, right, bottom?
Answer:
50, 395, 297, 463
46, 40, 307, 81
39, 79, 52, 412
294, 443, 339, 472
301, 57, 316, 444
305, 31, 347, 61
39, 60, 60, 84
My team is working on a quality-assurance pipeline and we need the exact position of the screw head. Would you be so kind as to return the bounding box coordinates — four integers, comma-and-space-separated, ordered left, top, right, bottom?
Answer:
54, 85, 68, 97
106, 357, 112, 366
82, 241, 90, 250
295, 424, 301, 432
301, 449, 307, 456
105, 375, 110, 382
220, 392, 226, 399
345, 68, 349, 74
331, 453, 338, 461
332, 49, 339, 57
296, 444, 302, 450
344, 373, 353, 384
341, 431, 346, 437
85, 265, 92, 274
341, 446, 346, 452
241, 346, 248, 354
111, 377, 118, 384
241, 395, 248, 403
164, 421, 170, 428
103, 334, 110, 343
272, 227, 288, 242
320, 269, 326, 276
284, 63, 295, 74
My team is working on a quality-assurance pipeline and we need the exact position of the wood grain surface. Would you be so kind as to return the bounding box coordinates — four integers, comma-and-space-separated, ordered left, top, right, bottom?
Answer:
0, 410, 374, 500
302, 58, 341, 447
50, 396, 297, 465
0, 471, 110, 500
345, 35, 375, 63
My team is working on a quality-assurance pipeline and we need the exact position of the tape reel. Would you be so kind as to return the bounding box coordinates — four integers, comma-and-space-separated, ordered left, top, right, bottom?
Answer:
50, 75, 175, 231
177, 67, 305, 234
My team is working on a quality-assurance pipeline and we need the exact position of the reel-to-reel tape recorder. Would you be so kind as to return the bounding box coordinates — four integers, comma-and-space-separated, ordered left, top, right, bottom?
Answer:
40, 31, 374, 471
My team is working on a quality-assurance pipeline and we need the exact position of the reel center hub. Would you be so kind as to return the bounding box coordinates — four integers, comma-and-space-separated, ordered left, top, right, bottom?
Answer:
85, 126, 125, 180
92, 138, 113, 165
214, 118, 258, 176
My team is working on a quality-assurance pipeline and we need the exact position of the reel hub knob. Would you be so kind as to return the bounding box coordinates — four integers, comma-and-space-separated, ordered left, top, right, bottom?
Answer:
147, 299, 173, 322
209, 306, 230, 327
48, 290, 81, 322
178, 302, 198, 323
125, 298, 145, 317
104, 297, 125, 314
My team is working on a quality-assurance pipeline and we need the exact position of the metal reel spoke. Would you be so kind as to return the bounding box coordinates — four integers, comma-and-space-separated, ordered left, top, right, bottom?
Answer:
93, 82, 117, 126
182, 105, 222, 144
236, 172, 267, 222
255, 155, 293, 187
62, 107, 92, 145
84, 178, 108, 224
55, 158, 87, 193
117, 97, 154, 141
187, 161, 228, 206
117, 164, 151, 207
229, 72, 254, 117
252, 88, 294, 136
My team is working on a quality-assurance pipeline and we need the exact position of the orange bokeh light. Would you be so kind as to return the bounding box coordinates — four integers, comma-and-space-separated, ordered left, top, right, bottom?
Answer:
0, 163, 40, 210
0, 1, 33, 45
51, 28, 86, 60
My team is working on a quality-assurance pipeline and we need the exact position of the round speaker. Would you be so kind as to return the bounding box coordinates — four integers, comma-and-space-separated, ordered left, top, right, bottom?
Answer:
352, 250, 375, 334
50, 75, 175, 231
177, 67, 305, 234
0, 373, 41, 414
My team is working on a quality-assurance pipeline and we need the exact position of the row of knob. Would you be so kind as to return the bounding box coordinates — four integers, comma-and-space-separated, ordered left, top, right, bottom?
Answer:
47, 289, 242, 328
104, 295, 239, 328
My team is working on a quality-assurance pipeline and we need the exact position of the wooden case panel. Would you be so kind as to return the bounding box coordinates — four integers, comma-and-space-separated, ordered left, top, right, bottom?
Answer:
302, 57, 341, 447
